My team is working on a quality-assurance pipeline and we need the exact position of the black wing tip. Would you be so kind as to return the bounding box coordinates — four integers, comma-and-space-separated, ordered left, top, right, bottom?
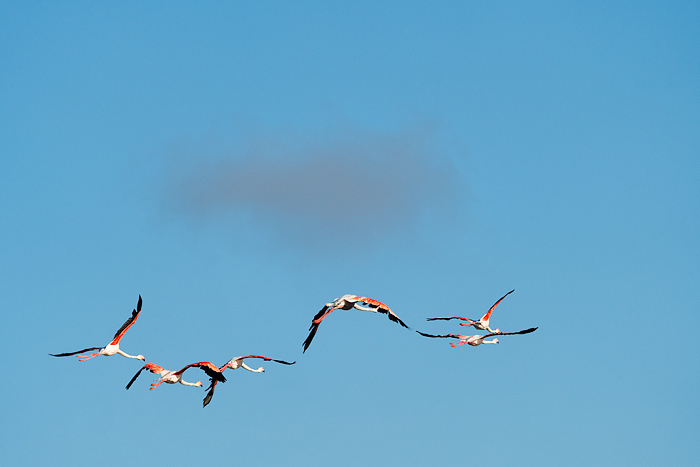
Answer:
202, 380, 217, 408
302, 324, 319, 352
125, 365, 146, 390
302, 334, 314, 352
273, 359, 296, 365
137, 295, 142, 311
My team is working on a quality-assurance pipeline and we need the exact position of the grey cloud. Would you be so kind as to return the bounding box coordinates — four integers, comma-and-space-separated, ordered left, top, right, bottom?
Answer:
167, 127, 461, 244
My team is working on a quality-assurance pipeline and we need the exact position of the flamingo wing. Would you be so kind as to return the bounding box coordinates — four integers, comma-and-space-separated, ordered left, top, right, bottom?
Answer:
125, 365, 148, 390
311, 304, 332, 323
177, 362, 227, 383
480, 289, 514, 322
110, 295, 142, 345
144, 362, 166, 374
302, 304, 334, 353
426, 316, 476, 323
354, 296, 410, 329
125, 362, 166, 390
302, 323, 320, 353
49, 347, 102, 357
237, 355, 296, 366
416, 330, 465, 340
202, 379, 219, 408
484, 327, 538, 338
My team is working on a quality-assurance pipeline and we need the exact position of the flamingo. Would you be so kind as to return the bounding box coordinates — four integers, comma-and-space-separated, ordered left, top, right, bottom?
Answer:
303, 294, 409, 352
426, 290, 515, 333
49, 295, 145, 361
180, 355, 295, 407
125, 362, 203, 390
417, 327, 538, 347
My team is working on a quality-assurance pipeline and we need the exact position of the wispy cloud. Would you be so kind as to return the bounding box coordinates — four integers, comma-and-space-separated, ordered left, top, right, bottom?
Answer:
165, 125, 462, 245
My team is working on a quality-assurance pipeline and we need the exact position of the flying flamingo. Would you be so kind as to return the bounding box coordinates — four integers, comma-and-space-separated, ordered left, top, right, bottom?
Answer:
416, 327, 538, 347
303, 295, 409, 352
426, 290, 515, 333
125, 362, 203, 390
180, 355, 295, 407
49, 295, 145, 361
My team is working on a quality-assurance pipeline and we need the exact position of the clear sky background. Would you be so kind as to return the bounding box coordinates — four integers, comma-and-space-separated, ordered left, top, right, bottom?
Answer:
2, 2, 698, 465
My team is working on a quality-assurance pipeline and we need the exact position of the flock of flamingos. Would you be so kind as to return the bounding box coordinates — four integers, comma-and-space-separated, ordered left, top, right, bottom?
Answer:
50, 291, 537, 407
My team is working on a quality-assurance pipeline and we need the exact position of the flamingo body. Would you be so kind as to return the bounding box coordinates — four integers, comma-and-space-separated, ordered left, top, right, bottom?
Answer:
126, 362, 203, 390
417, 327, 538, 347
426, 290, 515, 333
303, 294, 409, 352
50, 295, 145, 361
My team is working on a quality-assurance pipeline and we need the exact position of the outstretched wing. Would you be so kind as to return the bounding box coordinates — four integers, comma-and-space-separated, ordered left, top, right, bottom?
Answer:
353, 296, 410, 329
302, 323, 320, 353
110, 295, 143, 345
235, 355, 296, 366
480, 289, 514, 322
49, 347, 102, 357
125, 365, 148, 390
484, 327, 538, 339
302, 304, 333, 353
311, 304, 332, 323
125, 362, 166, 390
176, 362, 227, 383
426, 316, 476, 324
416, 330, 465, 340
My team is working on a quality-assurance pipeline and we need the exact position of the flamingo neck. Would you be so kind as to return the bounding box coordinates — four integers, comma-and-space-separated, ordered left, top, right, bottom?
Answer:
241, 362, 264, 373
179, 379, 200, 387
117, 349, 143, 359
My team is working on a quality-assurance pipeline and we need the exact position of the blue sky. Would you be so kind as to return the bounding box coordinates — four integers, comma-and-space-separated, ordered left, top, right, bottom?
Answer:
1, 1, 698, 465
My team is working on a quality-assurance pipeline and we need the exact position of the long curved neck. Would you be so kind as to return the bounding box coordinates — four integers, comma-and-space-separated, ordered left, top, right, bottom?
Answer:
117, 349, 141, 359
482, 339, 498, 344
241, 362, 264, 373
179, 379, 200, 387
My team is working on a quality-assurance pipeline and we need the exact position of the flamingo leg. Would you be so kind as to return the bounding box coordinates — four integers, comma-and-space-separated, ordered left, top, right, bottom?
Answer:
459, 322, 477, 327
150, 380, 166, 390
450, 341, 467, 347
77, 352, 100, 361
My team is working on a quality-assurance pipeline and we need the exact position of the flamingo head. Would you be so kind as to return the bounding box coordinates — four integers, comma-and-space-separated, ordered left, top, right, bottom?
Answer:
258, 367, 265, 373
137, 355, 145, 360
493, 338, 500, 344
196, 381, 203, 387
